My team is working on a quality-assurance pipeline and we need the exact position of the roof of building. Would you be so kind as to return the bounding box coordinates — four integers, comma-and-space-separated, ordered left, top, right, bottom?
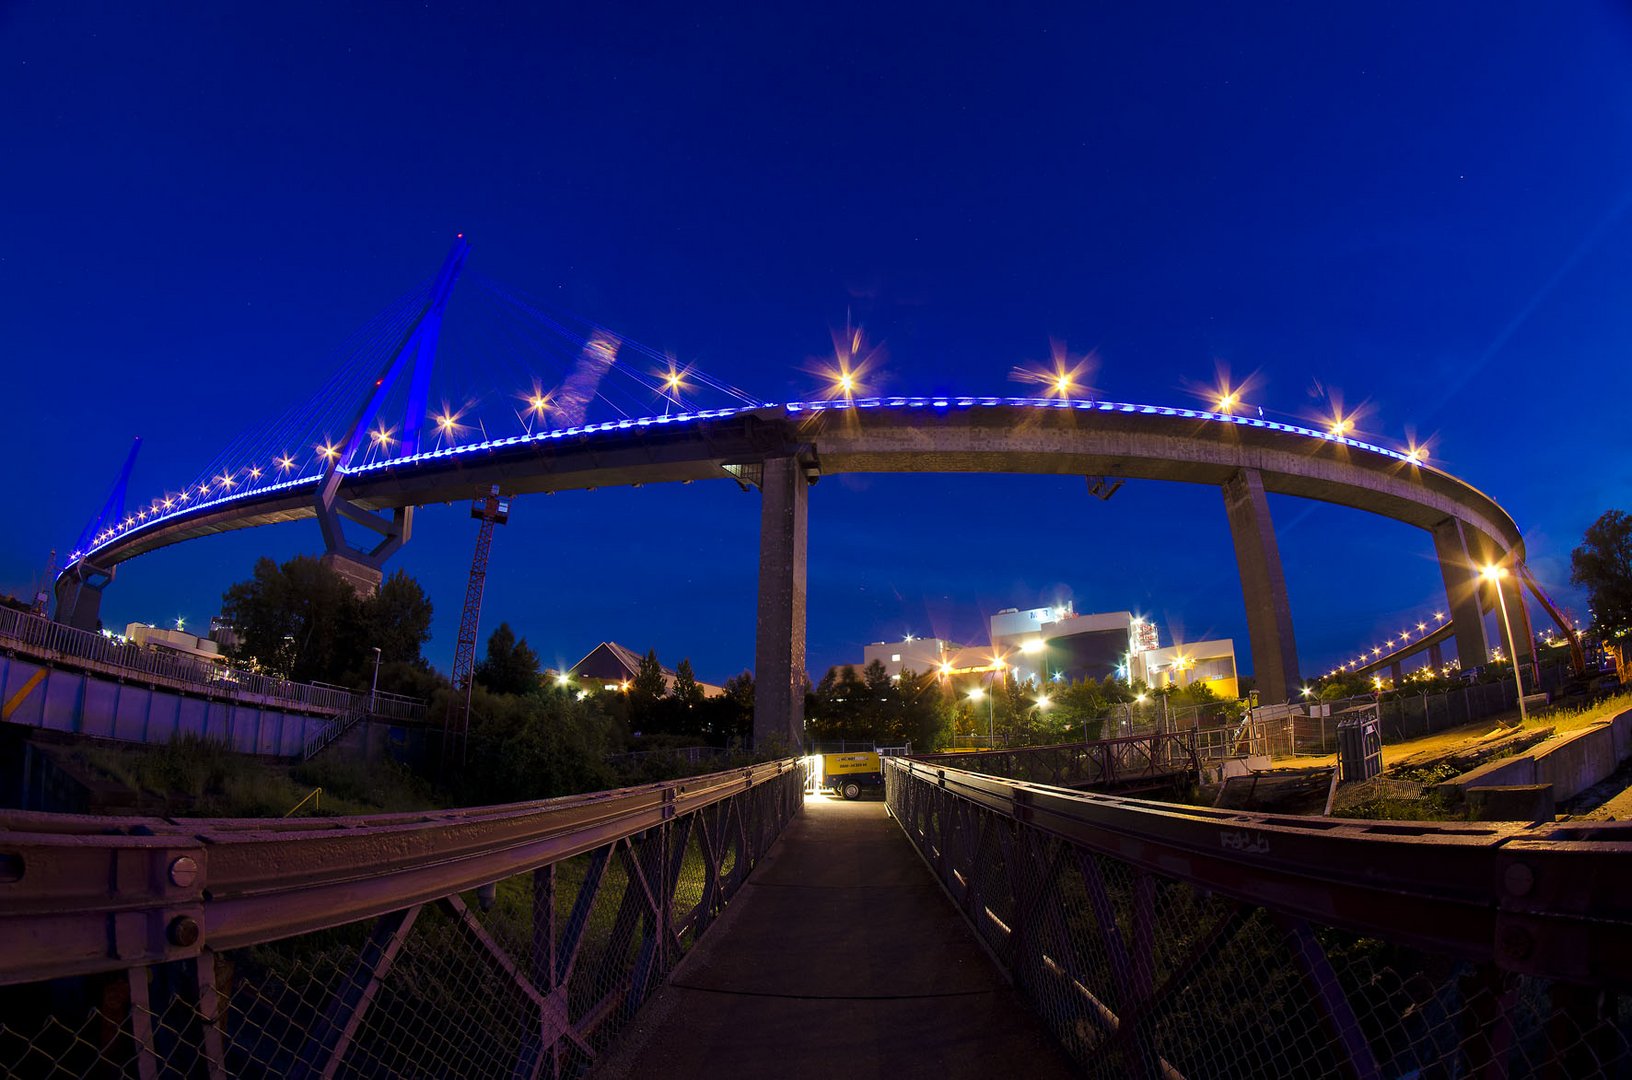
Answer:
569, 641, 659, 679
566, 642, 729, 697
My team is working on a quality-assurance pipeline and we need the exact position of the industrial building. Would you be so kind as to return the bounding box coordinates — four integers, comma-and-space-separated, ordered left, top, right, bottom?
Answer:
1131, 639, 1239, 699
859, 600, 1238, 698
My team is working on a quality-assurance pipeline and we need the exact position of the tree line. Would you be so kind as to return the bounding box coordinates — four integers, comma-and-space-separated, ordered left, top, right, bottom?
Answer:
805, 658, 1230, 749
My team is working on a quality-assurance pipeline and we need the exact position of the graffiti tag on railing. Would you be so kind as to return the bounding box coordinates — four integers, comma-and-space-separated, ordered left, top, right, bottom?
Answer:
1219, 829, 1271, 855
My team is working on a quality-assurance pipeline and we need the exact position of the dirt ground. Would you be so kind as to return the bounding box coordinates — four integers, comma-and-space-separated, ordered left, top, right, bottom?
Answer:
1271, 690, 1632, 773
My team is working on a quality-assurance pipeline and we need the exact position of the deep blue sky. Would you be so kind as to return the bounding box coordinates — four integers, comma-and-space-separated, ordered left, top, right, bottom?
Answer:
4, 3, 1631, 685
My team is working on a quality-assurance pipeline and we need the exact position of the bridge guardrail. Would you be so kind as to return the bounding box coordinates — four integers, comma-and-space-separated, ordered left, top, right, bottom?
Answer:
0, 605, 424, 722
915, 731, 1200, 791
0, 758, 805, 1077
886, 756, 1632, 1077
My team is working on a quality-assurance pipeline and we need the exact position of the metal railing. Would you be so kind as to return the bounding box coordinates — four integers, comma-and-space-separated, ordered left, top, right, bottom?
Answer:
300, 695, 374, 761
915, 731, 1199, 792
0, 605, 424, 722
0, 758, 805, 1078
1189, 717, 1290, 762
886, 757, 1632, 1077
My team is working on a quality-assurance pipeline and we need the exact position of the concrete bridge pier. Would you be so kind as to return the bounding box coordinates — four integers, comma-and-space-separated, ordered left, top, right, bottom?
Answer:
1222, 468, 1301, 704
314, 475, 413, 598
1429, 641, 1444, 671
1452, 522, 1538, 676
753, 455, 810, 751
1432, 518, 1490, 669
53, 560, 113, 632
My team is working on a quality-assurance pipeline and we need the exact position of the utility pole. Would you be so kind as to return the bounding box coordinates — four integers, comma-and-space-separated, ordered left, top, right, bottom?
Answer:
445, 486, 510, 775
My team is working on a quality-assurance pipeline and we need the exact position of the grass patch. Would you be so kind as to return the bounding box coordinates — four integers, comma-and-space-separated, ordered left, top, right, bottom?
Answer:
69, 733, 436, 817
1532, 689, 1632, 734
1329, 788, 1466, 821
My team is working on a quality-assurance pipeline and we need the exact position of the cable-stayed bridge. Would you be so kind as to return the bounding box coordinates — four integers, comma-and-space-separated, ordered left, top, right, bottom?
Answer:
4, 238, 1626, 1077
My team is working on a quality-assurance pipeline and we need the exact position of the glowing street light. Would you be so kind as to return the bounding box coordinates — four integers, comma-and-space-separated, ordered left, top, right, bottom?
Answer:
1480, 564, 1528, 727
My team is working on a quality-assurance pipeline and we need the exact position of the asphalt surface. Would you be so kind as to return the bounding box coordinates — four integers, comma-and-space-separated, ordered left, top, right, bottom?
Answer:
591, 792, 1079, 1080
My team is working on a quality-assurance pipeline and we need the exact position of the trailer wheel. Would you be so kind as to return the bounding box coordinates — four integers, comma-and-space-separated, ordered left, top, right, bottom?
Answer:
842, 781, 862, 801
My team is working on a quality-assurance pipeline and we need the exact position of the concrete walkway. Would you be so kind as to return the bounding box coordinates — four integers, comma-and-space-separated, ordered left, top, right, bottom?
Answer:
592, 793, 1077, 1080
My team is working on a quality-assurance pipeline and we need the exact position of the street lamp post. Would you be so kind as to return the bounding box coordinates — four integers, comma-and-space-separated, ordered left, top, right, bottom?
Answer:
370, 646, 382, 713
967, 686, 994, 747
1480, 565, 1528, 727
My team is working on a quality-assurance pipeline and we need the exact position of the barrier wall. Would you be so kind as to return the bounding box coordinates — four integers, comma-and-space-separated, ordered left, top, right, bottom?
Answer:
0, 654, 328, 757
1448, 708, 1632, 803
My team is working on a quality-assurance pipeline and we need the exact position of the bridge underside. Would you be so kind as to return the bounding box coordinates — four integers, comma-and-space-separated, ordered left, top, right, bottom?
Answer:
69, 404, 1530, 710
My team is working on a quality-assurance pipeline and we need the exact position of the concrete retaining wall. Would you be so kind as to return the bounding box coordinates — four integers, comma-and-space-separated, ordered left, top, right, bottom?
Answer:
1448, 708, 1632, 803
0, 654, 328, 757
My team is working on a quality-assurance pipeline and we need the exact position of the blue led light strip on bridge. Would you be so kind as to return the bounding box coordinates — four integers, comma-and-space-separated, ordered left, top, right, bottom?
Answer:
75, 396, 1428, 565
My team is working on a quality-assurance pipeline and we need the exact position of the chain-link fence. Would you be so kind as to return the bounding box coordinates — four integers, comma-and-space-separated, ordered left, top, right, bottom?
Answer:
0, 760, 804, 1078
887, 757, 1632, 1078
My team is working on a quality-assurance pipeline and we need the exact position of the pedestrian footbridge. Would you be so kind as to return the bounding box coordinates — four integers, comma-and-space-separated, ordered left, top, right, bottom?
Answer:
1, 749, 1628, 1077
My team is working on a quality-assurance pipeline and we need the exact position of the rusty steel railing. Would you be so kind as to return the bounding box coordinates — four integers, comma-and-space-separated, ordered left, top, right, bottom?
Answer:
886, 756, 1632, 1078
915, 731, 1200, 792
0, 759, 805, 1078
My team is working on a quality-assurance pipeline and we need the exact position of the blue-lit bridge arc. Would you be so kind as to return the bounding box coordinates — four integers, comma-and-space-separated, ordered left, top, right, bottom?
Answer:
62, 393, 1533, 727
55, 237, 1544, 733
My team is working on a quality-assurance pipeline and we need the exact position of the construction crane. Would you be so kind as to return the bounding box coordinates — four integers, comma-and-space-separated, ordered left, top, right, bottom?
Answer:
30, 549, 56, 616
445, 485, 510, 771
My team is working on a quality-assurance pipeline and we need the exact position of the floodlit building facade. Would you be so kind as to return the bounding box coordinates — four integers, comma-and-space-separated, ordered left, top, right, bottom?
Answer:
860, 636, 964, 678
856, 601, 1239, 699
990, 605, 1151, 685
1132, 639, 1239, 699
124, 623, 227, 664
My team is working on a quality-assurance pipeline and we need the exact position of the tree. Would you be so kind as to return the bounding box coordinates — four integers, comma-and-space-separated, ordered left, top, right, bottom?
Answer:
632, 649, 667, 701
671, 658, 705, 709
475, 622, 541, 695
626, 649, 671, 734
460, 685, 617, 803
359, 570, 433, 670
1572, 510, 1632, 639
220, 555, 360, 683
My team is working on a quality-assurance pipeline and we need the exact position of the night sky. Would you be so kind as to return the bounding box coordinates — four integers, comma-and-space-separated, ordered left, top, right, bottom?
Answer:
3, 3, 1631, 687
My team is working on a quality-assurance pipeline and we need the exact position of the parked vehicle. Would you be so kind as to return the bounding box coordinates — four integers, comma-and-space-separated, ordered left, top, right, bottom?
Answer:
821, 751, 883, 799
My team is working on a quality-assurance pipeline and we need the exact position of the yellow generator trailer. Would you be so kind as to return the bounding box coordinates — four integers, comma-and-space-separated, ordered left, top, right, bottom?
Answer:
821, 751, 883, 800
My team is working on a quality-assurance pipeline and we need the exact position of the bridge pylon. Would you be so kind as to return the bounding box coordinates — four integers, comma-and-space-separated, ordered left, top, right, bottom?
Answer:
56, 436, 142, 629
314, 235, 470, 595
752, 450, 818, 751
